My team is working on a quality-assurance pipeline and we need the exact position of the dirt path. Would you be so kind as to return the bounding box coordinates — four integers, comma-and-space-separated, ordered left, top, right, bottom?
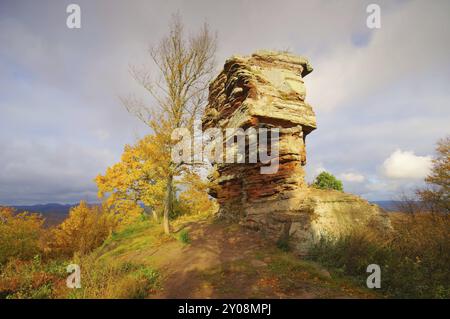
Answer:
150, 220, 374, 299
150, 220, 265, 298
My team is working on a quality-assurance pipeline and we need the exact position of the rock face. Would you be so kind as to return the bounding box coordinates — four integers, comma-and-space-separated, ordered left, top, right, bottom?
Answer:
202, 51, 390, 253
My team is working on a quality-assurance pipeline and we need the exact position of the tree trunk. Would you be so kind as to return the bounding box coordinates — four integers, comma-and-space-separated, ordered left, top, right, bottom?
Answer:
163, 173, 173, 234
152, 209, 159, 221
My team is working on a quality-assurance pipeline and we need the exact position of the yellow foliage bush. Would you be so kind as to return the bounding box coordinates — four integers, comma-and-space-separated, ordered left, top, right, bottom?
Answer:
49, 201, 115, 256
0, 207, 44, 265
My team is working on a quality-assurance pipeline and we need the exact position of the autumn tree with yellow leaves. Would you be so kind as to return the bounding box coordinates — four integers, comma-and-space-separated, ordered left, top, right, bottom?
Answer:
121, 14, 217, 233
96, 133, 169, 221
96, 131, 217, 225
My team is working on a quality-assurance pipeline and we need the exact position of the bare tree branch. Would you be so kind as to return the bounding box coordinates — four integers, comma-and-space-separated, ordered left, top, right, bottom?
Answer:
121, 13, 217, 234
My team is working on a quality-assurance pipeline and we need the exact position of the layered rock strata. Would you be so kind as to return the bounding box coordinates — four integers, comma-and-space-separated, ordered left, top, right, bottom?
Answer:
202, 51, 390, 253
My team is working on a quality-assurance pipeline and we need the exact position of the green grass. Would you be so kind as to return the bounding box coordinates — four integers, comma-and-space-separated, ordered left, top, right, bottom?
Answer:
96, 219, 171, 261
178, 229, 190, 244
60, 219, 166, 298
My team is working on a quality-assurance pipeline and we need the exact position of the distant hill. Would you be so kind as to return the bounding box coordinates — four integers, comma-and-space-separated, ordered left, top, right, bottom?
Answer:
370, 201, 405, 212
12, 203, 76, 227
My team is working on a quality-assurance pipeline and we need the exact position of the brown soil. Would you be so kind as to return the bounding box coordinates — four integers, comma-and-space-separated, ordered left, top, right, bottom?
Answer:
149, 220, 375, 299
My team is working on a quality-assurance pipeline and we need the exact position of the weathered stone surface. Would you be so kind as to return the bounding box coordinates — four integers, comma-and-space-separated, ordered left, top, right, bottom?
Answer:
244, 188, 391, 253
202, 51, 390, 253
203, 50, 316, 132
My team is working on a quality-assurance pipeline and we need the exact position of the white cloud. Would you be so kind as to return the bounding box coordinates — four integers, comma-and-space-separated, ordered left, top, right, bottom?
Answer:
339, 172, 365, 183
381, 149, 432, 180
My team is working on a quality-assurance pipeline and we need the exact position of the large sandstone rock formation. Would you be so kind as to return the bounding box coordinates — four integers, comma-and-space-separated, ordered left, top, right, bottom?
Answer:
202, 51, 390, 253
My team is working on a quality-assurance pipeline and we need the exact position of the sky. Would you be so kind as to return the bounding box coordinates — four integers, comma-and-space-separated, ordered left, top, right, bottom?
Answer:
0, 0, 449, 205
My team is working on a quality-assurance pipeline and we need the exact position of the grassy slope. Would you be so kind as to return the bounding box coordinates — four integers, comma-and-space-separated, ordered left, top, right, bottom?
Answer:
73, 215, 378, 299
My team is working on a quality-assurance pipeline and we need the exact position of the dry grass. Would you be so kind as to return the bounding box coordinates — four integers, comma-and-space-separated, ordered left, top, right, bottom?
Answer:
309, 212, 450, 298
67, 256, 160, 299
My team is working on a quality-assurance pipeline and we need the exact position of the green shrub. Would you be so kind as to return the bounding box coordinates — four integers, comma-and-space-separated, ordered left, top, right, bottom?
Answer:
139, 212, 150, 222
312, 172, 343, 191
178, 229, 190, 244
276, 237, 290, 252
